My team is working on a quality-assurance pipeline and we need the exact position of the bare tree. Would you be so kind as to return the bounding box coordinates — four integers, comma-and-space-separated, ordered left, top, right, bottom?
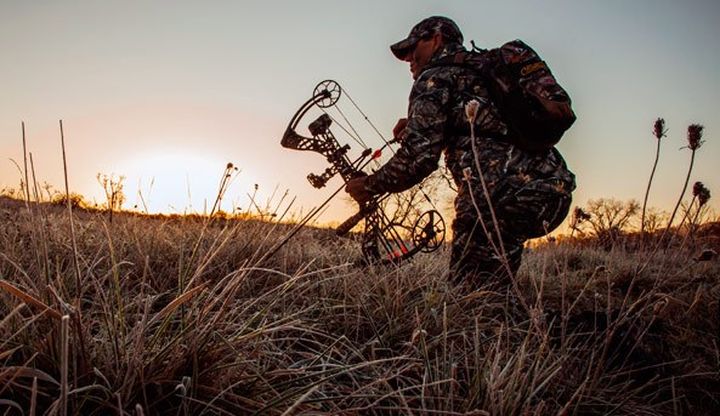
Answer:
580, 198, 640, 244
642, 207, 668, 234
569, 207, 591, 237
97, 173, 126, 222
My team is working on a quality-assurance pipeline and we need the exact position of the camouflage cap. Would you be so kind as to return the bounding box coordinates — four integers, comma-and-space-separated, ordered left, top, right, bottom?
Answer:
390, 16, 463, 60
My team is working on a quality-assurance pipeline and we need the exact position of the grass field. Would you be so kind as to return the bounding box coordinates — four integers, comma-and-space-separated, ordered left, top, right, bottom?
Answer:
0, 195, 718, 415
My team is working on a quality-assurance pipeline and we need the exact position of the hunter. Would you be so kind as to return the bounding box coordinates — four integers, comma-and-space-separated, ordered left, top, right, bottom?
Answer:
345, 16, 576, 289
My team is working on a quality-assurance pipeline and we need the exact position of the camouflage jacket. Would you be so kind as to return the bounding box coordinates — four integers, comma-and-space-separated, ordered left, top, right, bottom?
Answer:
365, 42, 575, 202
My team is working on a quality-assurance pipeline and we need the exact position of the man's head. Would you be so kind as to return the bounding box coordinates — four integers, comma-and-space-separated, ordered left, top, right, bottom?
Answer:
390, 16, 463, 79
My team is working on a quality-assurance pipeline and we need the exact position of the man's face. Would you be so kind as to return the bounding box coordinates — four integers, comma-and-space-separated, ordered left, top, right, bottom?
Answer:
404, 33, 442, 79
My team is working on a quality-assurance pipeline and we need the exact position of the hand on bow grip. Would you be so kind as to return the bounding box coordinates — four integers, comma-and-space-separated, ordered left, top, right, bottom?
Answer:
345, 173, 371, 204
393, 118, 408, 142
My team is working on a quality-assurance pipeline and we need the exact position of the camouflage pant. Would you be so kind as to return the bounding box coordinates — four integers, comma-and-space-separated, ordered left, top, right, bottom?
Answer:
450, 173, 573, 290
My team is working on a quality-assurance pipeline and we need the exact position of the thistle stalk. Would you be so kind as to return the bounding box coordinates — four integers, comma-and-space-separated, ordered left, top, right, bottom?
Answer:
663, 124, 704, 246
641, 118, 666, 236
464, 100, 509, 268
676, 195, 697, 232
21, 122, 31, 210
671, 182, 711, 260
678, 182, 705, 231
569, 207, 591, 238
209, 162, 239, 216
464, 100, 530, 313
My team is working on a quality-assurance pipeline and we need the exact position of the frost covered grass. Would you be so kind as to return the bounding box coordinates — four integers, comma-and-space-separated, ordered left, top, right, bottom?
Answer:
0, 196, 718, 415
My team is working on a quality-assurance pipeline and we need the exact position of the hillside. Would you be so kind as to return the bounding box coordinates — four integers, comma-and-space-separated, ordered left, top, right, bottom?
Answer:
0, 197, 718, 415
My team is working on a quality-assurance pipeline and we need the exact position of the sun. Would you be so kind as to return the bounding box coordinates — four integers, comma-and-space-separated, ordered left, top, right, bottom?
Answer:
119, 150, 255, 214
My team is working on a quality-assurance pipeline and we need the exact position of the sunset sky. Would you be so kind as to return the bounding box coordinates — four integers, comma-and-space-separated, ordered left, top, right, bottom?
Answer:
1, 0, 718, 226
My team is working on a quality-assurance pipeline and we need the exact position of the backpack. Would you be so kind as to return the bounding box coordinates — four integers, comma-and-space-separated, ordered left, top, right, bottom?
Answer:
431, 40, 576, 151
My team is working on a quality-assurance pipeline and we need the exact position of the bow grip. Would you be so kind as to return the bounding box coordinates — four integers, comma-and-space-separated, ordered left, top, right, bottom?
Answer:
336, 209, 366, 236
336, 197, 375, 236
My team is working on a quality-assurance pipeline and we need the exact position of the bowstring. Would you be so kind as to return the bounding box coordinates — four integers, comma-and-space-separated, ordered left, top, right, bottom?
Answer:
334, 104, 369, 149
320, 106, 368, 150
377, 208, 414, 255
343, 89, 392, 149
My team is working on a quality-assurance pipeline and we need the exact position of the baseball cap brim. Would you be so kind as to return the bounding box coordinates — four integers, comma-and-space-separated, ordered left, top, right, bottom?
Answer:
390, 36, 419, 60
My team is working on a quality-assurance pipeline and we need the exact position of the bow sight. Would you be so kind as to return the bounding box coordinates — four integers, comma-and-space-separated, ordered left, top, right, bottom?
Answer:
279, 79, 446, 264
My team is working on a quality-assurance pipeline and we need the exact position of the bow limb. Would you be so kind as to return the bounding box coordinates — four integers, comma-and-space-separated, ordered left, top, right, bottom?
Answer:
281, 89, 332, 151
360, 207, 428, 264
336, 193, 420, 263
282, 85, 371, 189
339, 193, 446, 264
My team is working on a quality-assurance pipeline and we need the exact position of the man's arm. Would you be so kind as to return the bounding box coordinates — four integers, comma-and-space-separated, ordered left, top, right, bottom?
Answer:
364, 73, 451, 195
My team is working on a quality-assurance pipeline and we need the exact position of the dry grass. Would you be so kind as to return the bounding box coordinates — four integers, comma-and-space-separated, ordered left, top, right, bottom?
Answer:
0, 196, 718, 415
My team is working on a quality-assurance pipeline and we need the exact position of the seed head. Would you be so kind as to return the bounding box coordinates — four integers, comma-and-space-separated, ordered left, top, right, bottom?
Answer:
698, 188, 711, 207
652, 297, 668, 316
653, 118, 666, 140
462, 167, 472, 181
694, 248, 717, 262
465, 100, 480, 124
573, 207, 591, 223
226, 162, 234, 169
693, 182, 711, 207
693, 181, 704, 197
687, 124, 704, 150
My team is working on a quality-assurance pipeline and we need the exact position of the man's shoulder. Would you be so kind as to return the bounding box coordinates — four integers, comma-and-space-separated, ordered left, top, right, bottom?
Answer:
413, 64, 465, 90
411, 61, 484, 103
419, 50, 486, 82
419, 64, 458, 78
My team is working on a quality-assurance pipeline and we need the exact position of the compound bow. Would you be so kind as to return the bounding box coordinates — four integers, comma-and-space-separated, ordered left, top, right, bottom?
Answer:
280, 80, 445, 264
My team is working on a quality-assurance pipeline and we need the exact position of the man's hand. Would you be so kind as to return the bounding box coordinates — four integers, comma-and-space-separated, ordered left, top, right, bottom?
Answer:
393, 118, 408, 141
345, 176, 372, 204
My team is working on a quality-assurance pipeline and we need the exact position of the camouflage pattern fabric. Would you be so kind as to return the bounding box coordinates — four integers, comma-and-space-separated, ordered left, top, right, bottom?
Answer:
365, 42, 575, 287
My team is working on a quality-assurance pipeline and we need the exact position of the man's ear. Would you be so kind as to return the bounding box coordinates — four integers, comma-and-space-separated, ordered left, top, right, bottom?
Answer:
431, 32, 444, 51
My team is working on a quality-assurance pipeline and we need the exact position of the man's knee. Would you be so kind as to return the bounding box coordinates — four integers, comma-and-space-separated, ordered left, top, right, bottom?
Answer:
498, 179, 572, 239
450, 236, 523, 289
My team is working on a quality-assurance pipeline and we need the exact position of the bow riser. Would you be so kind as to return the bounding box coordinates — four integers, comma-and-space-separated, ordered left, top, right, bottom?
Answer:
283, 114, 358, 189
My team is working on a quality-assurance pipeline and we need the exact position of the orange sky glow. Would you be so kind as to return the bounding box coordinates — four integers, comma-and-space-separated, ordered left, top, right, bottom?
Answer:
1, 1, 718, 229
